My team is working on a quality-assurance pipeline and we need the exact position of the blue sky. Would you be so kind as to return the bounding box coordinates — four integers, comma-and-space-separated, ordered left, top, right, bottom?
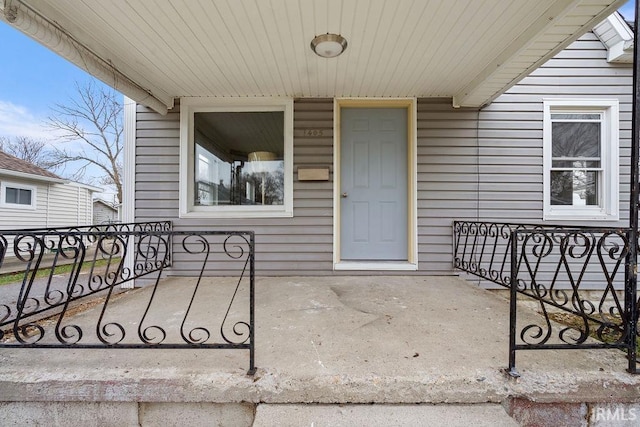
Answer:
0, 21, 117, 199
619, 0, 635, 20
0, 23, 113, 140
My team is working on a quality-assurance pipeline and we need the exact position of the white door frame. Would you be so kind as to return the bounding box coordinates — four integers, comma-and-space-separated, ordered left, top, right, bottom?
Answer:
333, 98, 418, 271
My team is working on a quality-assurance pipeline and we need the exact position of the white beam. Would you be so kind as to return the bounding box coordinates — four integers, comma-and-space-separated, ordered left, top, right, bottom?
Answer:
453, 0, 626, 108
1, 0, 173, 115
453, 0, 582, 108
121, 96, 137, 289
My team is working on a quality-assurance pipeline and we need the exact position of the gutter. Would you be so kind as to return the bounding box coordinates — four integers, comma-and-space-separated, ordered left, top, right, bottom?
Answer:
1, 0, 172, 115
0, 169, 103, 193
65, 181, 104, 193
0, 168, 67, 184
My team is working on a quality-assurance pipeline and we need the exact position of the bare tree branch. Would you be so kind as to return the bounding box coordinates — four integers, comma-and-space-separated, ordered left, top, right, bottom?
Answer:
47, 81, 124, 203
0, 136, 57, 170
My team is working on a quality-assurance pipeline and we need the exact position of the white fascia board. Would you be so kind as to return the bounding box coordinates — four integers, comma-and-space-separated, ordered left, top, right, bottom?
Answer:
0, 169, 66, 184
65, 181, 103, 192
453, 0, 584, 108
1, 1, 173, 115
454, 1, 628, 108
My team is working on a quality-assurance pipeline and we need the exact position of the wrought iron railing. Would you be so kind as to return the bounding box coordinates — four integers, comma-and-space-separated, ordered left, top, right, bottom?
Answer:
0, 223, 255, 375
453, 220, 638, 376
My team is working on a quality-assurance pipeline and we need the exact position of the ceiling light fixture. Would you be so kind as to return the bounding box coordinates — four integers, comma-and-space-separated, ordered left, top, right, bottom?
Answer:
310, 33, 347, 58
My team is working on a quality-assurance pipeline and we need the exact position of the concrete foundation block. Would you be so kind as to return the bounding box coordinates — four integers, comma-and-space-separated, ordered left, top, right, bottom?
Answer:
0, 402, 138, 427
139, 402, 255, 427
589, 403, 640, 427
253, 404, 518, 427
505, 398, 588, 427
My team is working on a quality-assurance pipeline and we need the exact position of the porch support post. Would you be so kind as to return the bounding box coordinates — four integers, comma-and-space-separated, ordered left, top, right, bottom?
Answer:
626, 0, 640, 374
248, 232, 256, 376
507, 229, 520, 377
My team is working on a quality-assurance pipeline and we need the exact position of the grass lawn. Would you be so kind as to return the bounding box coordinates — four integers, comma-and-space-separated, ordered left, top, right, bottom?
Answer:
548, 311, 640, 354
0, 258, 120, 287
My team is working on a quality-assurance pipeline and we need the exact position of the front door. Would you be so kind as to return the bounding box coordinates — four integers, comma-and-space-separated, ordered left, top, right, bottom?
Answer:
340, 107, 408, 261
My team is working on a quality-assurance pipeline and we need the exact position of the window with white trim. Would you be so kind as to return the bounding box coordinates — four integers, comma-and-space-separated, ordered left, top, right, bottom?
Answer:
1, 181, 36, 209
179, 98, 293, 218
543, 99, 619, 221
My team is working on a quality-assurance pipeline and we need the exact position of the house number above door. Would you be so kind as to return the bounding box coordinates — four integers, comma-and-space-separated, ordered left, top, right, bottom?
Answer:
303, 129, 324, 137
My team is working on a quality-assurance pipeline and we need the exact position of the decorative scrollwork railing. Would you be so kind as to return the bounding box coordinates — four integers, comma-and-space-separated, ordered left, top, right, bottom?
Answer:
0, 223, 255, 375
453, 221, 638, 376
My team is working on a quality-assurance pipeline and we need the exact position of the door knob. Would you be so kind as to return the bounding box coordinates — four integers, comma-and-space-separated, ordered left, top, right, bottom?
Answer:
341, 192, 348, 198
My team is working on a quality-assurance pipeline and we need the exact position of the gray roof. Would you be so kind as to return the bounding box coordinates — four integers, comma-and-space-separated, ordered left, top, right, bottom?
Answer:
0, 150, 62, 180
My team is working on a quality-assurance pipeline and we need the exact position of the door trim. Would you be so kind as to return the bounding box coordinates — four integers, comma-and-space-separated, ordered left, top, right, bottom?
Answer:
333, 98, 418, 271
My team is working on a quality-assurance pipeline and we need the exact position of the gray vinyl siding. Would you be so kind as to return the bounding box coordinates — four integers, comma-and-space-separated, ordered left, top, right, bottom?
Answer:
135, 99, 336, 276
417, 100, 480, 274
93, 202, 119, 224
0, 179, 50, 229
46, 183, 93, 228
0, 179, 94, 230
478, 31, 631, 226
474, 32, 631, 289
133, 31, 632, 278
0, 177, 94, 259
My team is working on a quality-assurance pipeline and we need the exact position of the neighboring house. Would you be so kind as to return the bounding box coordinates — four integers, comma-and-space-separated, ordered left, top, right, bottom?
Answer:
0, 150, 100, 230
93, 199, 119, 225
2, 1, 632, 277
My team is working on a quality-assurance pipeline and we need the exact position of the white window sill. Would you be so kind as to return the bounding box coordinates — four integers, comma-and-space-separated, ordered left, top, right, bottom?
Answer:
543, 211, 619, 222
180, 208, 293, 219
334, 261, 418, 271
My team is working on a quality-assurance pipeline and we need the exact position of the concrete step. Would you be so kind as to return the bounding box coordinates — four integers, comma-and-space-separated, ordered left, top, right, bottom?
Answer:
252, 404, 518, 427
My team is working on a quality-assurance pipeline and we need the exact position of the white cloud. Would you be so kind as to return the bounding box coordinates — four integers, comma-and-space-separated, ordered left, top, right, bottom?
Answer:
0, 100, 114, 196
0, 100, 58, 142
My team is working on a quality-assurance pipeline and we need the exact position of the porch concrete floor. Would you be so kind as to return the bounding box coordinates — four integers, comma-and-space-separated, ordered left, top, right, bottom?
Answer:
0, 276, 638, 405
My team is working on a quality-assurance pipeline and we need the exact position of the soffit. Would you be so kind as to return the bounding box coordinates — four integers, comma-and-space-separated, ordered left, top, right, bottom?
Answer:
4, 0, 627, 112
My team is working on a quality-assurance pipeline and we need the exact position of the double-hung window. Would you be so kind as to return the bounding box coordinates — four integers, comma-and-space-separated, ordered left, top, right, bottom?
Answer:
543, 99, 619, 221
179, 98, 293, 218
0, 181, 36, 209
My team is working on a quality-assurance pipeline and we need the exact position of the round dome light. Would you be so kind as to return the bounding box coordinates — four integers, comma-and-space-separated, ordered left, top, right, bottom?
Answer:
310, 34, 347, 58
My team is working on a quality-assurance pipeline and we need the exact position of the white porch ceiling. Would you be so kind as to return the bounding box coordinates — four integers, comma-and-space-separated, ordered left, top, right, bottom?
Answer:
1, 0, 627, 114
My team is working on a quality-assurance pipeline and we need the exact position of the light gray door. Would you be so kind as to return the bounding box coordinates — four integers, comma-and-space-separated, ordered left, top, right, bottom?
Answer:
340, 108, 408, 261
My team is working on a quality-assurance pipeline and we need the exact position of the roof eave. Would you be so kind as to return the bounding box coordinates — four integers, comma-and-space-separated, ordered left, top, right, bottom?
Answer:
0, 168, 67, 184
0, 1, 173, 115
66, 181, 103, 192
454, 1, 629, 108
2, 0, 629, 110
